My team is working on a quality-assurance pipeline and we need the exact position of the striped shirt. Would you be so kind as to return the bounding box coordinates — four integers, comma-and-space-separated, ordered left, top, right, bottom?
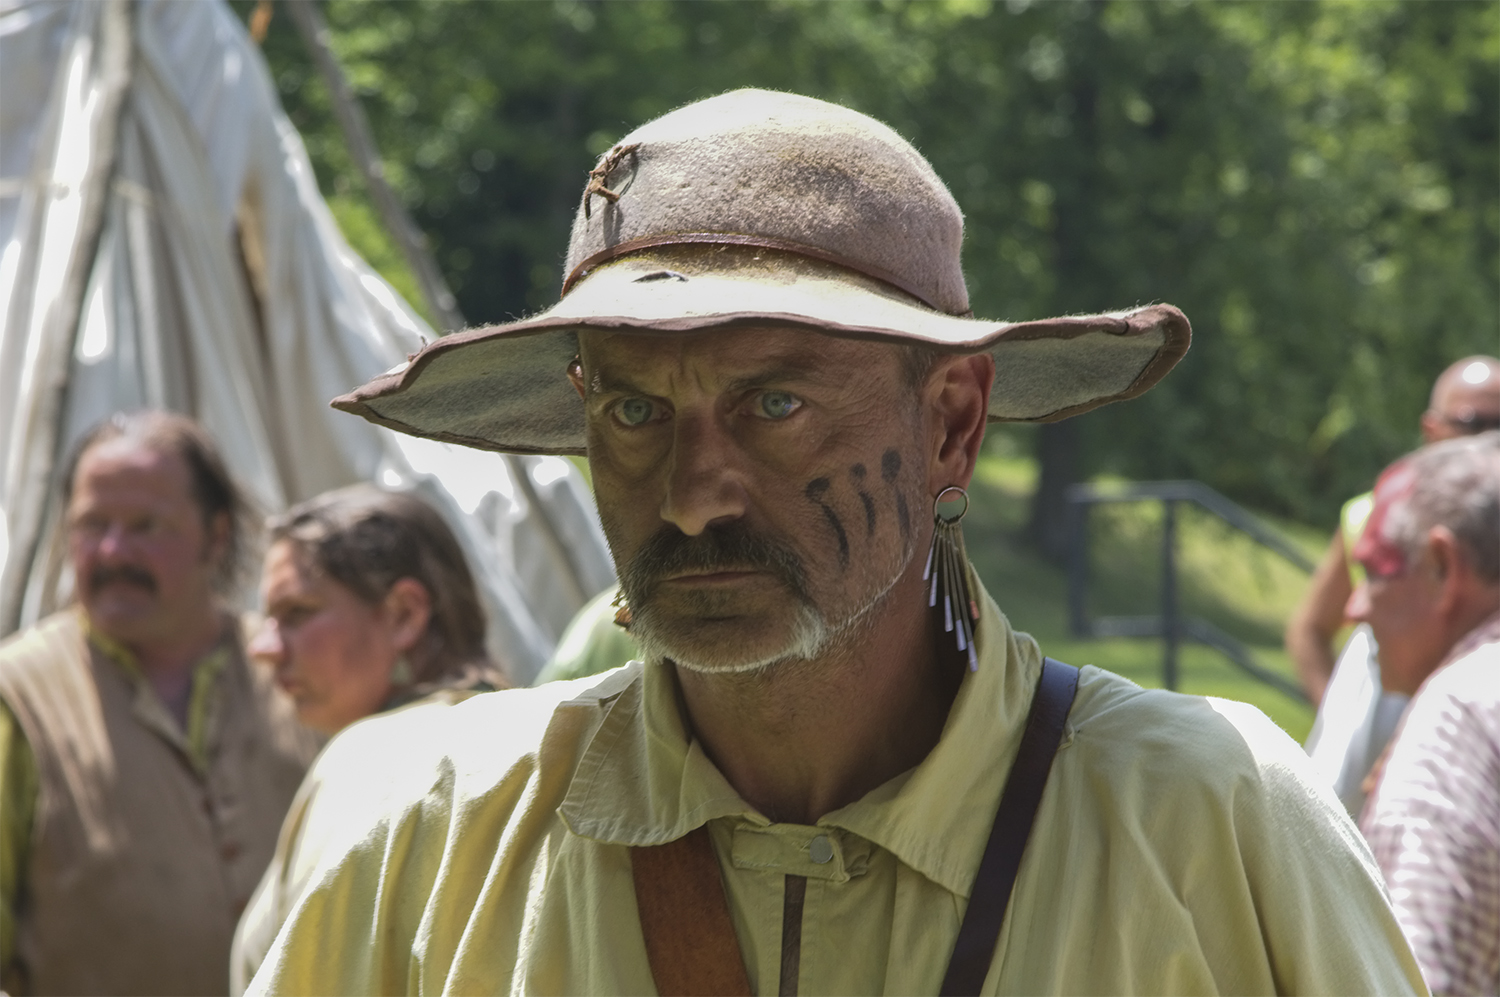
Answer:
1363, 612, 1500, 996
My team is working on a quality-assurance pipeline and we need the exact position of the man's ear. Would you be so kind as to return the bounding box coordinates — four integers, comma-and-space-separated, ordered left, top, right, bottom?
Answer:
1419, 409, 1444, 445
1426, 526, 1468, 611
568, 357, 586, 400
925, 352, 994, 494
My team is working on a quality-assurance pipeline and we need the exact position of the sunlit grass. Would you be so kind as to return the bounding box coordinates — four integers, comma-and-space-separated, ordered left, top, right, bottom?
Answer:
968, 443, 1319, 743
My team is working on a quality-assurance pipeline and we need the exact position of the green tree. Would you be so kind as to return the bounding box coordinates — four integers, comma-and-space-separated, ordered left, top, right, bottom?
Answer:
242, 0, 1498, 527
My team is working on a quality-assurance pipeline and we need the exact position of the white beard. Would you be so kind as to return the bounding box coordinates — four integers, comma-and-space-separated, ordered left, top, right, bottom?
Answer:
644, 544, 913, 676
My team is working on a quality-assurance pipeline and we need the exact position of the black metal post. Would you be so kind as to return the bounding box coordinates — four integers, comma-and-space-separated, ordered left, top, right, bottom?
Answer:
1161, 498, 1179, 691
1066, 491, 1089, 637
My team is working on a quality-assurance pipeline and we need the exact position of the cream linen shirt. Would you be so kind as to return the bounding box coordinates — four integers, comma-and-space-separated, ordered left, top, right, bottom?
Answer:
250, 586, 1424, 995
232, 685, 498, 994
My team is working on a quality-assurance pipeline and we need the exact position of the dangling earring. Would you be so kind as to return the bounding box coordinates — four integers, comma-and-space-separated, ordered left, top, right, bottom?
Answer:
390, 654, 413, 686
924, 485, 980, 671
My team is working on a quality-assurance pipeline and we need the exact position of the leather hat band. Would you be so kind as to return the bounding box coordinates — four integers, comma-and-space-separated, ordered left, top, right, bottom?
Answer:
561, 231, 972, 318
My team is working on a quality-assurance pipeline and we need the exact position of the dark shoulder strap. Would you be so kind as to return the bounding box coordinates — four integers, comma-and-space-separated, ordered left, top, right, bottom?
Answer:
630, 658, 1079, 997
939, 657, 1080, 997
632, 823, 752, 996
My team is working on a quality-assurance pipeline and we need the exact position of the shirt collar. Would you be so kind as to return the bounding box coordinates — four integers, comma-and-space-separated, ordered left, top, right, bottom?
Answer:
83, 610, 235, 771
84, 612, 233, 685
558, 582, 1046, 897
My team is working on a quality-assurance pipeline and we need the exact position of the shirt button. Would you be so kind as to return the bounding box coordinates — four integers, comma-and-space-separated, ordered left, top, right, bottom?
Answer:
809, 835, 834, 864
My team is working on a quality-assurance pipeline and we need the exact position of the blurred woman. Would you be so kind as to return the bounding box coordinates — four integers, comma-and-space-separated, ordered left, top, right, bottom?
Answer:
230, 485, 506, 991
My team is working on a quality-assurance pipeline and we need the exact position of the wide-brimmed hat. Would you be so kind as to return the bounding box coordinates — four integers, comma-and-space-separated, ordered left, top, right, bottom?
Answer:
333, 89, 1190, 455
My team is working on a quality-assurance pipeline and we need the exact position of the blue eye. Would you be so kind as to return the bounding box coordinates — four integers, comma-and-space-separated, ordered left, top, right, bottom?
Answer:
758, 391, 800, 420
617, 398, 656, 426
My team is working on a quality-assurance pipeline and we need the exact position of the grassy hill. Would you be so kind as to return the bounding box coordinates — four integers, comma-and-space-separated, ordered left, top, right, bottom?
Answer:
967, 434, 1323, 742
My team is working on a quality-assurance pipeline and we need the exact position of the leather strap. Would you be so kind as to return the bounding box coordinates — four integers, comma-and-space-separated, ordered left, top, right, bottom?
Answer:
562, 231, 972, 315
632, 824, 752, 996
939, 657, 1080, 996
630, 657, 1078, 997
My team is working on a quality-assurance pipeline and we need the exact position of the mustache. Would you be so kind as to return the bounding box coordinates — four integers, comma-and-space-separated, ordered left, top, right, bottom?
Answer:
87, 564, 158, 595
619, 521, 810, 605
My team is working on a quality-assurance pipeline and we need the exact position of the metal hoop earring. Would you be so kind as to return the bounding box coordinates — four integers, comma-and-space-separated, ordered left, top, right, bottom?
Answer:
924, 485, 980, 671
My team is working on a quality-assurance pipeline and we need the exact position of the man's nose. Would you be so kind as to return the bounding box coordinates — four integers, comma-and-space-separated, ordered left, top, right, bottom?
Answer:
660, 412, 748, 536
95, 523, 132, 559
1345, 581, 1372, 623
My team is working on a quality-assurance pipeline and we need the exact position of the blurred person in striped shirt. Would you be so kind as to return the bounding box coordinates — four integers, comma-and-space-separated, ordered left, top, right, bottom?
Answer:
1352, 431, 1500, 995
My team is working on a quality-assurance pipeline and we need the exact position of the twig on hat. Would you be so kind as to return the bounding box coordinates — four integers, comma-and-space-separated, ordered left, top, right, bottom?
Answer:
584, 143, 640, 219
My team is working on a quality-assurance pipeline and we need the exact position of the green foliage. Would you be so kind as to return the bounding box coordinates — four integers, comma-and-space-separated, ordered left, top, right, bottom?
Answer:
323, 192, 434, 327
970, 443, 1317, 740
243, 0, 1498, 523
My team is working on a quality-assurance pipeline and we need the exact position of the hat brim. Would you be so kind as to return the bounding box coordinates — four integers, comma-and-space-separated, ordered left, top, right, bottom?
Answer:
332, 252, 1190, 456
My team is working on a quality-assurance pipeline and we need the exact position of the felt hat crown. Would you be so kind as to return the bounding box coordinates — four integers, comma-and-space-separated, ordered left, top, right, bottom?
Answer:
333, 89, 1190, 455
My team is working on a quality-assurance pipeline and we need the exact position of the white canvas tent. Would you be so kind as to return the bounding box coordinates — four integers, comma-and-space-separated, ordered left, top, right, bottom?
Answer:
0, 0, 616, 683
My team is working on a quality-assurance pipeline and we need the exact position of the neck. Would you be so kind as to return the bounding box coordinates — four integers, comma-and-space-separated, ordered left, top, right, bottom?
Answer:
114, 606, 226, 683
1446, 586, 1500, 658
674, 563, 962, 825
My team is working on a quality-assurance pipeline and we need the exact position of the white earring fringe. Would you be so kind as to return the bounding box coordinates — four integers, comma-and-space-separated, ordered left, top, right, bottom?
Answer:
924, 498, 979, 671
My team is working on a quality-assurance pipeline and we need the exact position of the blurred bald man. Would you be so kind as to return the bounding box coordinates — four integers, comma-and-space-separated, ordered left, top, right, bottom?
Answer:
1288, 355, 1500, 705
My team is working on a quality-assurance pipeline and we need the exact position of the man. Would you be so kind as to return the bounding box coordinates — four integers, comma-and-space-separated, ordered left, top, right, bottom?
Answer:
1287, 355, 1500, 706
0, 411, 317, 995
1295, 356, 1499, 816
251, 90, 1422, 994
1354, 433, 1500, 995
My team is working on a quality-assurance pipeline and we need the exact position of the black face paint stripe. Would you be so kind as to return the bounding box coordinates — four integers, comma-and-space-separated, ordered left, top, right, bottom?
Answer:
850, 464, 877, 536
880, 451, 911, 541
881, 449, 901, 482
805, 478, 850, 569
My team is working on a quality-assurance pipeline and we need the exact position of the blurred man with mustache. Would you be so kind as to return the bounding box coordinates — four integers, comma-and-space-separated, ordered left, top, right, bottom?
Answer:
0, 410, 316, 996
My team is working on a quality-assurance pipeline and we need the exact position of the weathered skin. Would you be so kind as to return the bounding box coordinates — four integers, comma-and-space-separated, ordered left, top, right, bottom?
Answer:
571, 324, 993, 824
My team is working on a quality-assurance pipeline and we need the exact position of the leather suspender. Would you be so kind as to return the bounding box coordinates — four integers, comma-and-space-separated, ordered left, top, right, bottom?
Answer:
632, 825, 753, 996
631, 657, 1080, 996
938, 656, 1079, 995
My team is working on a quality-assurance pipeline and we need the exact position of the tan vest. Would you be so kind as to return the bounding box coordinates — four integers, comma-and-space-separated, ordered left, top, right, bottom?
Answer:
0, 612, 317, 996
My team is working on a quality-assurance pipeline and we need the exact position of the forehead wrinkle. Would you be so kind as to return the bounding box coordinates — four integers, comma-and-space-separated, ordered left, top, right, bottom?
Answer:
589, 368, 645, 397
721, 363, 826, 395
582, 329, 896, 401
581, 332, 693, 397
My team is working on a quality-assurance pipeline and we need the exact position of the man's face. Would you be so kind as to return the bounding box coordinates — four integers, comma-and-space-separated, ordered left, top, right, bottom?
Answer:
67, 440, 224, 646
1346, 544, 1447, 696
1424, 364, 1500, 443
574, 326, 931, 673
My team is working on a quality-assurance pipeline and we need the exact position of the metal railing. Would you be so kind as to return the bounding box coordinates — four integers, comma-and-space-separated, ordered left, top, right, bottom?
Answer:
1065, 480, 1314, 704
